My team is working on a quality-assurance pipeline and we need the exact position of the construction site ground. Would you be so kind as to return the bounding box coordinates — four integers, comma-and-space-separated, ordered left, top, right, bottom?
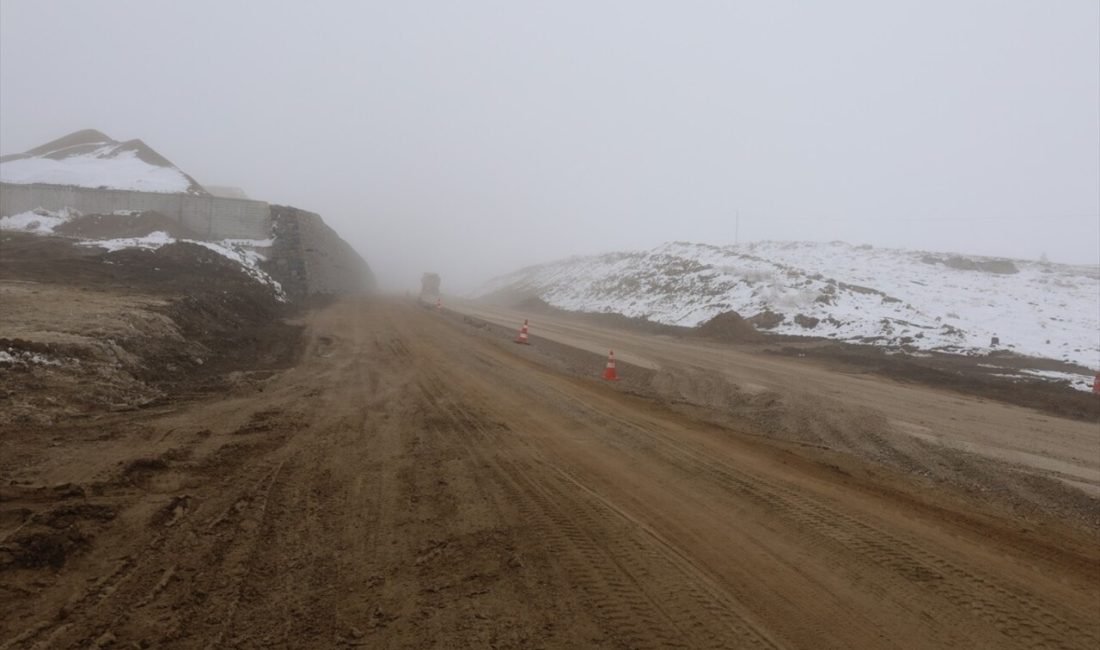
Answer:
1, 292, 1098, 649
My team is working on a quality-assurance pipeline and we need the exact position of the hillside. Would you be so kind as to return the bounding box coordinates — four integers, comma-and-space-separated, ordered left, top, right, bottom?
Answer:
0, 128, 207, 194
1, 207, 286, 299
1, 129, 375, 299
0, 231, 300, 425
478, 241, 1100, 373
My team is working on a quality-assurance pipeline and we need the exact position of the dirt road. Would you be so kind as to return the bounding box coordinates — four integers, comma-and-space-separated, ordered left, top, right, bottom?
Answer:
457, 301, 1100, 497
2, 299, 1098, 649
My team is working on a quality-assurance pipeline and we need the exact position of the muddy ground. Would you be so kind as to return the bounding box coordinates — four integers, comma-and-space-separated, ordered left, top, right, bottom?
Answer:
1, 245, 1098, 648
0, 232, 301, 425
508, 295, 1100, 421
454, 306, 1100, 531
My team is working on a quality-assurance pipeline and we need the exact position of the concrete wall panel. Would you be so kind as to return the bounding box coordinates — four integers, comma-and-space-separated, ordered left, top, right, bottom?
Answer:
0, 183, 271, 240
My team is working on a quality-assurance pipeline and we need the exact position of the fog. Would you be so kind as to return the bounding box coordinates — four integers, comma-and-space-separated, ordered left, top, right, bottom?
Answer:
2, 1, 1097, 291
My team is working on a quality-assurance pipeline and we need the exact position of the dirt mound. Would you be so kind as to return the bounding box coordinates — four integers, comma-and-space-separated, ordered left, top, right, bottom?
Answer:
55, 211, 202, 239
1, 233, 271, 296
0, 232, 301, 425
747, 310, 785, 329
794, 313, 820, 329
696, 310, 763, 342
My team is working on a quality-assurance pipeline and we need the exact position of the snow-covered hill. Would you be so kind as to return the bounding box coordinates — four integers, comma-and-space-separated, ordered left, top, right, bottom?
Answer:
0, 129, 207, 194
478, 241, 1100, 370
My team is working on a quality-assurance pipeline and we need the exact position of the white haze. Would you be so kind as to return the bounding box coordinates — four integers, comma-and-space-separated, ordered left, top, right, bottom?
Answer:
1, 1, 1097, 292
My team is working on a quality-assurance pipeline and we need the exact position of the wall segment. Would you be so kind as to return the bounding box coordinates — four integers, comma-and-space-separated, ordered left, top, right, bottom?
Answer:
0, 182, 271, 240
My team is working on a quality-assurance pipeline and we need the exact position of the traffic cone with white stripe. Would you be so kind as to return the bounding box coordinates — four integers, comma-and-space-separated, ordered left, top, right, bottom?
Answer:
602, 349, 620, 381
515, 319, 530, 345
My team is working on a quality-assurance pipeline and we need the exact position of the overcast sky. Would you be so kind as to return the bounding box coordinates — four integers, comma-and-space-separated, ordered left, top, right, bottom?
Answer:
2, 1, 1097, 290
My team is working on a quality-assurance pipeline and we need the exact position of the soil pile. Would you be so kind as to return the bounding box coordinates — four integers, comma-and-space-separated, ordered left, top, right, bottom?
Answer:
0, 232, 301, 425
55, 211, 202, 239
696, 310, 763, 342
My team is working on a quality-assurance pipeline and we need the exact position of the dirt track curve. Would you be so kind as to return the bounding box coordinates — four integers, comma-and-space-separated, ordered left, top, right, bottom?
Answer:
2, 299, 1098, 649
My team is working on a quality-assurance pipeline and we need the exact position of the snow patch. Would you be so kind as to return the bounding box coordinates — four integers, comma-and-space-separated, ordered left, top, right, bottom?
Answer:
1018, 369, 1097, 393
78, 232, 285, 300
0, 349, 64, 367
0, 207, 81, 234
1, 145, 192, 193
189, 239, 282, 295
81, 230, 175, 252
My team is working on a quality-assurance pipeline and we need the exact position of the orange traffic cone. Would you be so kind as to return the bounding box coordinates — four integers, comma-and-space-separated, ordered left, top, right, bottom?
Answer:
1093, 373, 1100, 395
515, 319, 530, 345
602, 349, 620, 381
436, 297, 442, 312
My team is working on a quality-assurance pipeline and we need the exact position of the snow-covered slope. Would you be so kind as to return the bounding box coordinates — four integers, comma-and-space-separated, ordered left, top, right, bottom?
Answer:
1, 208, 283, 299
0, 129, 207, 194
478, 241, 1100, 369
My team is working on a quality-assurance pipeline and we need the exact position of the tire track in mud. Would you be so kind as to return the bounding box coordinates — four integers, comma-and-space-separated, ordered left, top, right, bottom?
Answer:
513, 460, 780, 650
195, 459, 291, 648
8, 301, 1097, 649
676, 442, 1096, 649
549, 392, 1100, 649
413, 371, 782, 649
410, 312, 1099, 649
2, 552, 136, 650
2, 431, 295, 649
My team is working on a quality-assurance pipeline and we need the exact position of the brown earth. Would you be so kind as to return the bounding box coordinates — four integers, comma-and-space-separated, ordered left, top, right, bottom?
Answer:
498, 295, 1100, 422
2, 297, 1098, 649
695, 310, 763, 342
54, 212, 203, 240
769, 342, 1100, 422
0, 232, 299, 425
458, 302, 1100, 513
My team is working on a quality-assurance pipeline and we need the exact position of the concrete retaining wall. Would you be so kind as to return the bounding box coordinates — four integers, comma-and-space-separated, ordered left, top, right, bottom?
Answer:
267, 205, 375, 300
0, 182, 271, 240
1, 184, 374, 299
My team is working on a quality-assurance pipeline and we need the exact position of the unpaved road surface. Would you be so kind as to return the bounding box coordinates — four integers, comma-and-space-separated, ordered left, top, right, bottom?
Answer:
458, 301, 1100, 496
2, 299, 1098, 649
